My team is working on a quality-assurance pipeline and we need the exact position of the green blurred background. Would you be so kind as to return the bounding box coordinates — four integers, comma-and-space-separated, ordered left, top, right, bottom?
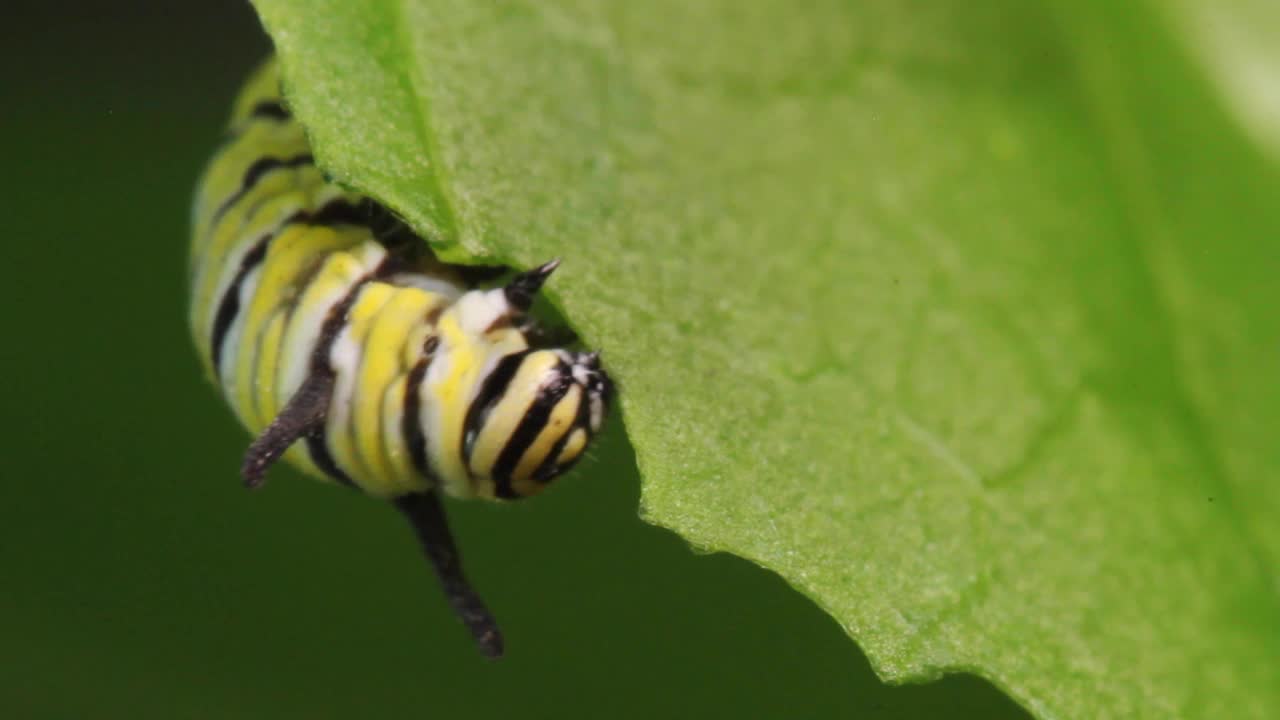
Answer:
0, 2, 1028, 717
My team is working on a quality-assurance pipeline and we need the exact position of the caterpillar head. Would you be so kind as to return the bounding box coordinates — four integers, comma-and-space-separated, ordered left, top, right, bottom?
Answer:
458, 262, 612, 499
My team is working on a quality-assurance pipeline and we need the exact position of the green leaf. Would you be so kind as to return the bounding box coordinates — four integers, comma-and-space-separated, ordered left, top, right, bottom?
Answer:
250, 0, 1280, 716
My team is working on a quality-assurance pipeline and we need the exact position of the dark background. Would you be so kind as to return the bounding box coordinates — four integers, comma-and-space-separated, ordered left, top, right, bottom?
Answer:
1, 2, 1028, 717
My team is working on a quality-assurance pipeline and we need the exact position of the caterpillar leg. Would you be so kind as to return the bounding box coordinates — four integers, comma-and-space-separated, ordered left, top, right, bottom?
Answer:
241, 369, 334, 489
394, 492, 505, 659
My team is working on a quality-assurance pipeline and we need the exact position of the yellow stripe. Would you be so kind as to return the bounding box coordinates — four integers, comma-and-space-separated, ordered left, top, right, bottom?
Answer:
329, 283, 395, 488
193, 58, 289, 260
252, 310, 288, 427
191, 122, 309, 265
426, 313, 482, 496
263, 247, 368, 435
379, 377, 426, 497
354, 287, 437, 493
192, 167, 317, 367
510, 385, 583, 496
424, 316, 529, 497
467, 351, 561, 478
232, 224, 346, 431
558, 428, 588, 465
194, 159, 317, 313
229, 59, 284, 123
252, 225, 354, 424
272, 242, 385, 486
271, 239, 379, 418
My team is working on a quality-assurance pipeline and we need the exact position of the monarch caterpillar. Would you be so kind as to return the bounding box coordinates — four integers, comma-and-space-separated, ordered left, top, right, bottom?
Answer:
189, 59, 612, 658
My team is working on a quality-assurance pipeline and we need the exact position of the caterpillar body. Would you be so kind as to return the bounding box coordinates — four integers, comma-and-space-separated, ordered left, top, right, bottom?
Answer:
189, 60, 611, 657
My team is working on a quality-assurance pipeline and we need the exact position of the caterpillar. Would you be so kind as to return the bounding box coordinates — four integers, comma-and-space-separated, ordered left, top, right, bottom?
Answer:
189, 59, 612, 658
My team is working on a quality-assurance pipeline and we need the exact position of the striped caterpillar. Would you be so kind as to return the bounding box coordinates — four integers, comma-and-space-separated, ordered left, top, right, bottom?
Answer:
189, 59, 611, 657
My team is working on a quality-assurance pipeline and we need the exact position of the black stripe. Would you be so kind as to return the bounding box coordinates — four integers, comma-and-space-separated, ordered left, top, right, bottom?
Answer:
460, 351, 531, 462
207, 198, 375, 376
223, 101, 290, 143
489, 369, 574, 499
307, 271, 375, 373
305, 197, 378, 228
190, 174, 279, 290
402, 335, 439, 483
530, 389, 592, 484
210, 153, 315, 230
249, 100, 290, 121
454, 264, 510, 287
297, 263, 386, 487
210, 235, 270, 375
529, 428, 572, 485
303, 198, 425, 268
273, 197, 375, 234
305, 425, 355, 488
